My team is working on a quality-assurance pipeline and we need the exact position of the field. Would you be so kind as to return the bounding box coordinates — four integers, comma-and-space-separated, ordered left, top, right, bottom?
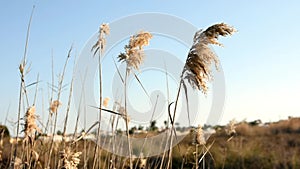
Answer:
1, 118, 300, 168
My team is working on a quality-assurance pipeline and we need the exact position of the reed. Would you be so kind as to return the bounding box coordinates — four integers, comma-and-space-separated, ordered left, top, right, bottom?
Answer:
167, 23, 236, 168
118, 31, 152, 169
91, 23, 110, 169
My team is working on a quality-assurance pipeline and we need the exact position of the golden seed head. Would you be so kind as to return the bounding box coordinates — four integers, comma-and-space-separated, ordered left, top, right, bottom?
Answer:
139, 158, 147, 168
92, 23, 110, 56
24, 106, 41, 136
100, 23, 110, 35
50, 100, 62, 113
195, 125, 206, 145
103, 97, 110, 108
19, 63, 24, 74
183, 23, 236, 94
60, 147, 82, 169
118, 31, 152, 73
13, 157, 23, 168
225, 119, 237, 136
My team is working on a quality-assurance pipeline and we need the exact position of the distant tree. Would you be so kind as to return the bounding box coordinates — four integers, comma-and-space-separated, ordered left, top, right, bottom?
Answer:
138, 125, 144, 131
129, 126, 137, 134
249, 119, 262, 126
116, 129, 123, 135
149, 120, 158, 131
164, 120, 169, 129
56, 130, 62, 135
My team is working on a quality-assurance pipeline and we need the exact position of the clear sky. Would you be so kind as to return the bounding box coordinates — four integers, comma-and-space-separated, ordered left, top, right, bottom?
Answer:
1, 1, 300, 134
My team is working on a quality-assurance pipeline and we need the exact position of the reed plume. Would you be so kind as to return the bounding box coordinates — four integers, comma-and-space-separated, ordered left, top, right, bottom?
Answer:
103, 97, 110, 108
194, 125, 206, 145
60, 147, 82, 169
118, 31, 152, 73
226, 119, 237, 136
183, 23, 236, 94
12, 157, 23, 169
91, 23, 110, 56
23, 106, 40, 137
50, 100, 62, 114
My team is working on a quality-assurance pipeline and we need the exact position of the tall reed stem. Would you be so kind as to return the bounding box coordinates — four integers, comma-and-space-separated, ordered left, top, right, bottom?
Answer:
47, 46, 72, 168
124, 70, 133, 169
14, 6, 35, 165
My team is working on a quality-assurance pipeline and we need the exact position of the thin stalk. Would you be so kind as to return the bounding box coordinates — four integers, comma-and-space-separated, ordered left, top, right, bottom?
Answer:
195, 145, 198, 169
13, 5, 35, 164
33, 74, 39, 105
202, 147, 205, 169
159, 58, 171, 169
92, 44, 104, 169
44, 50, 55, 135
166, 80, 183, 169
83, 91, 88, 169
62, 53, 76, 146
134, 94, 159, 169
124, 69, 133, 169
109, 115, 116, 169
47, 46, 72, 168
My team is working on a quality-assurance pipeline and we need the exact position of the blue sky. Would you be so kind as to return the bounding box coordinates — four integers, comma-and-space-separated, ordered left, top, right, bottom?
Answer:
1, 1, 300, 134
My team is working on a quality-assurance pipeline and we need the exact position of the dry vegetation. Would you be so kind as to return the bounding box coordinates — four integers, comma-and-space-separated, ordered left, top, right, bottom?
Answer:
1, 9, 299, 169
1, 118, 300, 168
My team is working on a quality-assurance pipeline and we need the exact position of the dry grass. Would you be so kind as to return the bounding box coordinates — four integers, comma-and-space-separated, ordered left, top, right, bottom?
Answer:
1, 119, 300, 168
6, 15, 298, 169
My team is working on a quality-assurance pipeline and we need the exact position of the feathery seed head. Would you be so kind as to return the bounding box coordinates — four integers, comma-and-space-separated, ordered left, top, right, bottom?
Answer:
226, 119, 237, 136
50, 100, 62, 113
139, 158, 147, 169
194, 125, 206, 145
183, 23, 236, 94
92, 23, 110, 56
103, 97, 110, 108
118, 31, 152, 73
100, 23, 110, 35
13, 157, 23, 169
60, 147, 82, 169
24, 106, 40, 136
